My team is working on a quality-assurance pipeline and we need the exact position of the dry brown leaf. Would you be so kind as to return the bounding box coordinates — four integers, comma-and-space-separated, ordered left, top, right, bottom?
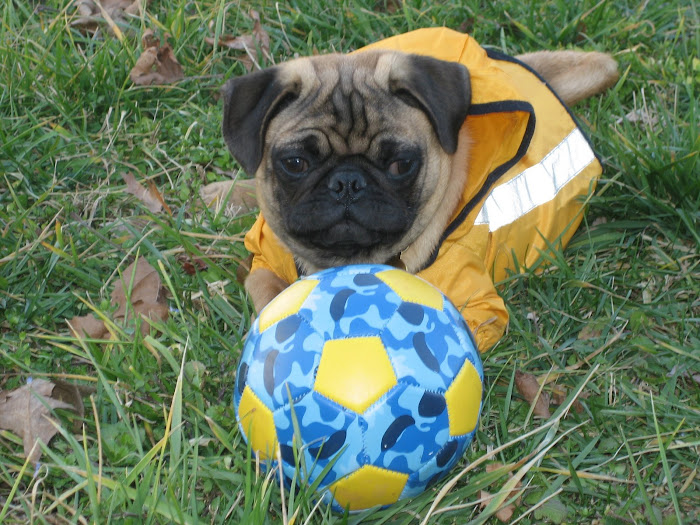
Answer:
205, 10, 270, 71
112, 257, 168, 320
131, 302, 170, 337
515, 371, 551, 418
480, 490, 516, 522
0, 380, 85, 464
207, 33, 257, 51
148, 180, 172, 215
130, 30, 184, 85
72, 0, 144, 34
111, 256, 163, 312
199, 178, 257, 216
550, 385, 587, 414
178, 254, 208, 276
122, 173, 164, 213
479, 463, 523, 522
67, 257, 168, 339
67, 314, 110, 339
374, 0, 402, 14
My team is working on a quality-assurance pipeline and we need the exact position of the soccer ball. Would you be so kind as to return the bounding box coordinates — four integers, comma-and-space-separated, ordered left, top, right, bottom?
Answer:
234, 264, 483, 512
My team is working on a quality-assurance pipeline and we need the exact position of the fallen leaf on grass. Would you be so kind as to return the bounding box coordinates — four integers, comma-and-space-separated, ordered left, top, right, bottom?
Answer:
68, 257, 169, 339
0, 380, 87, 464
374, 0, 402, 14
515, 373, 587, 415
122, 172, 167, 213
130, 30, 184, 85
550, 384, 586, 414
205, 10, 270, 71
199, 178, 257, 216
479, 463, 523, 522
480, 491, 516, 522
515, 371, 551, 418
111, 257, 169, 333
178, 254, 208, 276
72, 0, 145, 35
67, 313, 110, 339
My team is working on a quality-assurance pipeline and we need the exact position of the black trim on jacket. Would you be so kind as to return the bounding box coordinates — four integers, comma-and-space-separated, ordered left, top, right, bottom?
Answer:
484, 48, 603, 166
420, 98, 536, 270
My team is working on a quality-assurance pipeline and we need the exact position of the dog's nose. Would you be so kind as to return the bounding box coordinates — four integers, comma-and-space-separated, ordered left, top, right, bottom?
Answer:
327, 170, 367, 201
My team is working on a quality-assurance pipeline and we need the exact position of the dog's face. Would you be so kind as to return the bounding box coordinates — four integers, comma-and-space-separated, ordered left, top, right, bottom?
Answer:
222, 50, 471, 273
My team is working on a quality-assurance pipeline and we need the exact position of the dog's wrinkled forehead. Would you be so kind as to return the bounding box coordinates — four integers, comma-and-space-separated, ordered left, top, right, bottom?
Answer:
270, 52, 420, 154
290, 51, 397, 100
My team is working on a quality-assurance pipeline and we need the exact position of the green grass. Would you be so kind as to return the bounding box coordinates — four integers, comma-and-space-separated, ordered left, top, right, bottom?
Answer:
1, 0, 698, 523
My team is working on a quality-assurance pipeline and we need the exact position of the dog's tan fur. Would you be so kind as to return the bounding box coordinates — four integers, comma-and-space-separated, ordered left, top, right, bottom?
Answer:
516, 50, 619, 105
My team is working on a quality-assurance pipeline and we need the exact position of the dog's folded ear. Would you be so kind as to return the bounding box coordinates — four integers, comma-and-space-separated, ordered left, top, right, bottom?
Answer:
389, 55, 471, 154
222, 68, 301, 175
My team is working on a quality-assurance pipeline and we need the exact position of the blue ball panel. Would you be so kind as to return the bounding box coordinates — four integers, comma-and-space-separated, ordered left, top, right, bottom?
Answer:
274, 391, 365, 487
442, 300, 483, 377
242, 314, 323, 410
400, 435, 472, 500
382, 302, 469, 391
297, 265, 401, 340
363, 383, 450, 474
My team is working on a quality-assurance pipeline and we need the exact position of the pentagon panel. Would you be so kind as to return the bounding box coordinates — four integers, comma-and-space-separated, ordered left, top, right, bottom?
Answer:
236, 385, 277, 460
444, 359, 483, 436
376, 269, 444, 310
258, 278, 319, 332
314, 337, 398, 413
327, 464, 409, 512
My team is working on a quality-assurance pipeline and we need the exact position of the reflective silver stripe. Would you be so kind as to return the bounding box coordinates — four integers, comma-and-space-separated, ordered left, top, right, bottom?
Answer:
473, 128, 596, 232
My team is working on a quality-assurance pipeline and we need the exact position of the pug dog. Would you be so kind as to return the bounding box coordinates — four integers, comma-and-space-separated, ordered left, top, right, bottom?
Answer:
221, 28, 618, 351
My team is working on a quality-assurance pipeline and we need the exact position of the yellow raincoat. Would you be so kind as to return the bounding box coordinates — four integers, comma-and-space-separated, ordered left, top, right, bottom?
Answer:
244, 28, 602, 352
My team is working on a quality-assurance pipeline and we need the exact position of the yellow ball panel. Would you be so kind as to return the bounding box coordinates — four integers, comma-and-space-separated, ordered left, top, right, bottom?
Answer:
330, 464, 409, 511
314, 337, 397, 413
258, 279, 319, 332
444, 360, 482, 436
376, 269, 443, 310
237, 385, 277, 460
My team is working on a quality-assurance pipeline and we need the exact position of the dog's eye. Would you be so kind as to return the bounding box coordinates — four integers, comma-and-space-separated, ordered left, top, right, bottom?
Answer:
388, 159, 417, 177
280, 157, 309, 175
